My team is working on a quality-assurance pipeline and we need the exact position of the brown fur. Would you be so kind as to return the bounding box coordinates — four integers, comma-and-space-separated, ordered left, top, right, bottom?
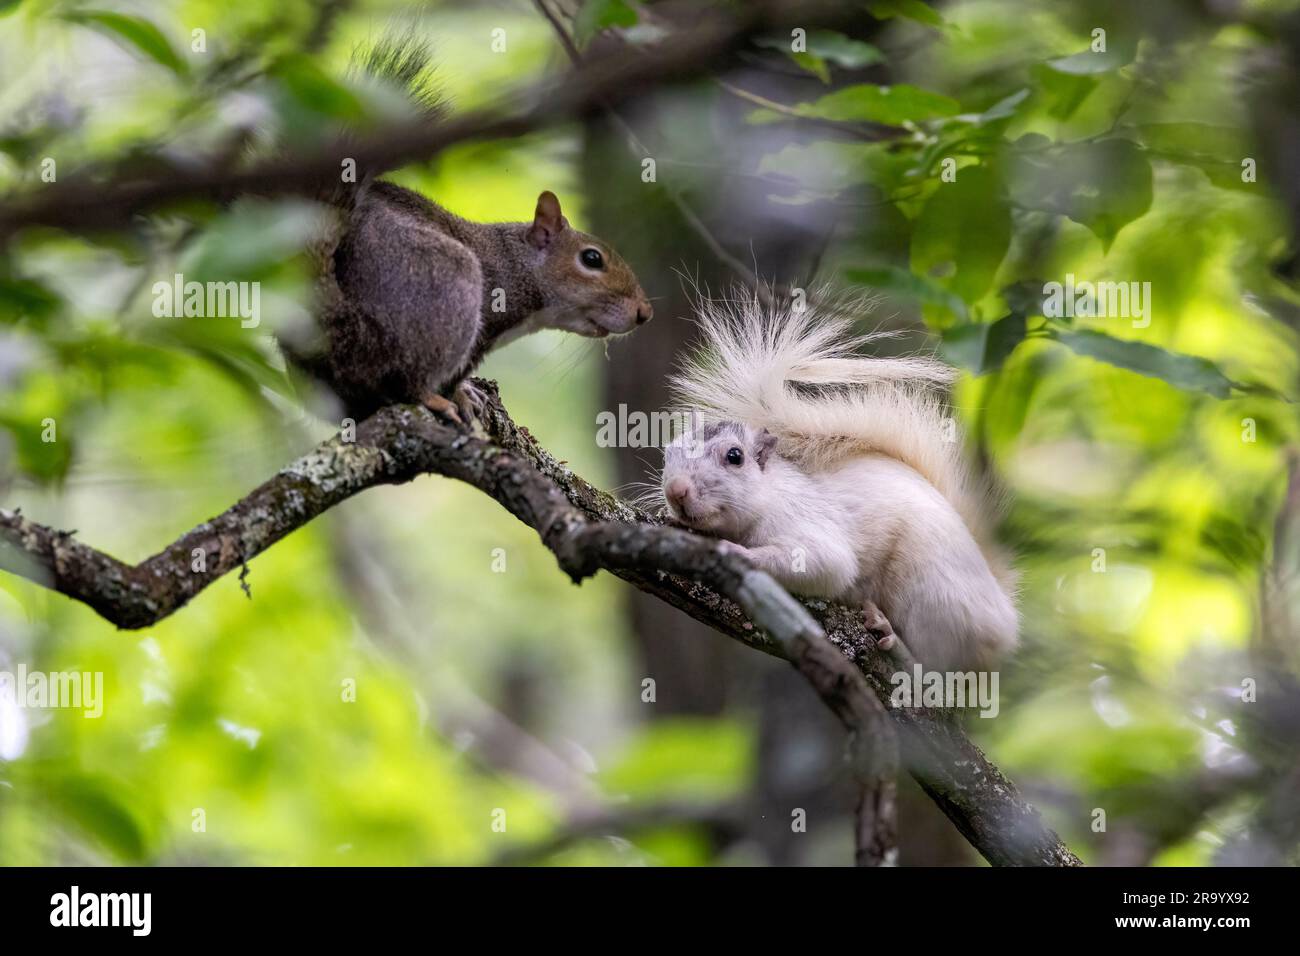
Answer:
298, 181, 650, 419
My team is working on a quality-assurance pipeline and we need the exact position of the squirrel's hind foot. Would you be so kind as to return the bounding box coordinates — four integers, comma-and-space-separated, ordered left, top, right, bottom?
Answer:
452, 379, 490, 425
420, 393, 464, 427
421, 382, 490, 435
862, 601, 898, 652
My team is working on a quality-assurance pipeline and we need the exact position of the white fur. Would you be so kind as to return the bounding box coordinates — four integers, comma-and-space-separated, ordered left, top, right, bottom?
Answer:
663, 295, 1019, 670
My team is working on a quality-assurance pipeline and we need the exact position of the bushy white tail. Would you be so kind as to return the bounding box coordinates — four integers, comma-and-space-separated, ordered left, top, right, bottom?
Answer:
670, 293, 1017, 596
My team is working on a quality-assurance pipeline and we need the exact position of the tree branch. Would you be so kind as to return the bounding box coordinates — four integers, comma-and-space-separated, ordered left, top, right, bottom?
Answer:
0, 0, 859, 242
0, 382, 1080, 867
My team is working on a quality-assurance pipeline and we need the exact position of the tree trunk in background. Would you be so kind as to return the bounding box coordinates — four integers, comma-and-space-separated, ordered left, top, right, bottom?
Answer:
580, 21, 974, 863
579, 146, 748, 716
580, 67, 823, 716
576, 76, 835, 868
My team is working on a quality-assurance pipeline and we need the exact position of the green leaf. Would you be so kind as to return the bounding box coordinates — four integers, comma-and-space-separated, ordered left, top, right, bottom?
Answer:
1030, 64, 1098, 120
1202, 513, 1267, 569
977, 312, 1029, 370
1130, 122, 1240, 159
0, 276, 62, 326
911, 166, 1010, 305
1010, 139, 1152, 248
575, 0, 639, 44
846, 265, 968, 322
941, 313, 1028, 374
601, 719, 753, 801
867, 0, 946, 28
1013, 132, 1052, 151
1050, 329, 1235, 398
804, 31, 885, 69
1001, 278, 1053, 319
63, 11, 188, 76
759, 31, 884, 82
271, 54, 366, 121
977, 88, 1031, 123
147, 323, 286, 400
1045, 37, 1137, 75
0, 130, 43, 163
38, 772, 155, 861
1129, 122, 1253, 191
792, 83, 960, 125
790, 52, 830, 83
0, 413, 72, 484
180, 200, 328, 281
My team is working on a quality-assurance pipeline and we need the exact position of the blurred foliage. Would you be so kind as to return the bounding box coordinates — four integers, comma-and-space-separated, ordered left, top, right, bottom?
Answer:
1, 0, 1298, 865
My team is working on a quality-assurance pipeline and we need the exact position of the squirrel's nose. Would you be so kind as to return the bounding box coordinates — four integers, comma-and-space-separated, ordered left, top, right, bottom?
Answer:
665, 476, 690, 507
636, 301, 653, 325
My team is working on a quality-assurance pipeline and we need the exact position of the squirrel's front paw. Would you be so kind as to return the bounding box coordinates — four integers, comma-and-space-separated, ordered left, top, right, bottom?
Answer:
716, 539, 751, 559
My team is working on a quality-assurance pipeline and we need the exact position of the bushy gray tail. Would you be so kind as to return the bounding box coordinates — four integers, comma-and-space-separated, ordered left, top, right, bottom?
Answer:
308, 30, 449, 277
348, 29, 448, 126
314, 30, 448, 213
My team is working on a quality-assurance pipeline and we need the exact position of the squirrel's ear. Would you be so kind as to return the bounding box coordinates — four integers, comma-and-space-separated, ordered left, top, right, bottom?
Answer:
527, 191, 567, 249
754, 429, 778, 469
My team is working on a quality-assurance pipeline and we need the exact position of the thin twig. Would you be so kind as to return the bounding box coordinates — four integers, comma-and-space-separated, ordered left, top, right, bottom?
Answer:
533, 0, 781, 305
715, 78, 906, 142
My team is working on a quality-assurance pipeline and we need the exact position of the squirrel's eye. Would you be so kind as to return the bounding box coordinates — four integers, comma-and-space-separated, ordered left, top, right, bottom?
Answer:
725, 447, 744, 466
580, 248, 605, 270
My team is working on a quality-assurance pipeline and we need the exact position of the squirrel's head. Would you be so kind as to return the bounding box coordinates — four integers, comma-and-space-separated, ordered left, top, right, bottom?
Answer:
661, 421, 778, 540
524, 191, 651, 337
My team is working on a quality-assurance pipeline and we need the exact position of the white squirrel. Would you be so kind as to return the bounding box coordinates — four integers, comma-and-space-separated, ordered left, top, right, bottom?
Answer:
658, 296, 1018, 671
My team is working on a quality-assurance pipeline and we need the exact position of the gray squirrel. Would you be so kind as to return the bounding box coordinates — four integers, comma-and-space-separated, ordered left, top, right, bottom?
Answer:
658, 297, 1018, 671
291, 36, 652, 421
